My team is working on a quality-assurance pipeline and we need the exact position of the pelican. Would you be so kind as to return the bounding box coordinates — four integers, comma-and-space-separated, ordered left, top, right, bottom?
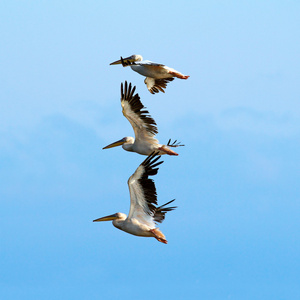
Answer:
110, 55, 189, 94
93, 152, 176, 244
103, 81, 184, 156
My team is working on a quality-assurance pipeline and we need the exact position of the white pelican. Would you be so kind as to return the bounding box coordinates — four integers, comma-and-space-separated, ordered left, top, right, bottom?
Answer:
110, 55, 189, 94
103, 81, 184, 156
93, 152, 176, 244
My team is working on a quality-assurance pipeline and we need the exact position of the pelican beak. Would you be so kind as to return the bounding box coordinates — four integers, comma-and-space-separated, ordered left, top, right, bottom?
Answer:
102, 138, 125, 149
93, 213, 118, 222
110, 55, 135, 65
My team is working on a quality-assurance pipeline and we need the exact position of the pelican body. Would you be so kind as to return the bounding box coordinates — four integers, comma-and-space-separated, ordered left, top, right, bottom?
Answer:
93, 152, 176, 244
110, 55, 189, 94
103, 81, 184, 156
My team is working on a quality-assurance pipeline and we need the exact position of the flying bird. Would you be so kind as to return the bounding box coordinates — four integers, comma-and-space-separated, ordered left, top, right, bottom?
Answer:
103, 81, 184, 156
93, 152, 176, 244
110, 55, 189, 94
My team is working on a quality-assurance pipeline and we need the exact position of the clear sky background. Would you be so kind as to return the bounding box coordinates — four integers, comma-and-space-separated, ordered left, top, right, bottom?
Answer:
1, 1, 299, 299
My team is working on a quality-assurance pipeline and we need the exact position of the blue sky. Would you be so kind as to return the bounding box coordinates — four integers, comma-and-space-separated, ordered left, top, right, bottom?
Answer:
1, 1, 299, 299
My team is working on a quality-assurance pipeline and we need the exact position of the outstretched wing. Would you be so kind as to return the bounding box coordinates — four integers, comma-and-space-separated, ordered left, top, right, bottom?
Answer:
144, 77, 175, 94
121, 81, 159, 143
127, 152, 167, 227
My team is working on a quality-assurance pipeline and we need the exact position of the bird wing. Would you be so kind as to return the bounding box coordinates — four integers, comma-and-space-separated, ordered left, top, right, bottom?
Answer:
138, 60, 164, 67
144, 77, 175, 94
127, 152, 163, 227
121, 81, 159, 144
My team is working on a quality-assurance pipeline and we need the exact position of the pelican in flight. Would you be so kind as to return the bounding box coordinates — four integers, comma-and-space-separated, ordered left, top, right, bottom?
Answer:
110, 55, 189, 94
93, 152, 176, 244
103, 81, 184, 156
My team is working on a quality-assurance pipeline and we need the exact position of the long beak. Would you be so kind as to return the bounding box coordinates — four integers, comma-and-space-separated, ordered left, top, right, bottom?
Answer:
93, 213, 118, 222
102, 138, 125, 149
110, 56, 134, 65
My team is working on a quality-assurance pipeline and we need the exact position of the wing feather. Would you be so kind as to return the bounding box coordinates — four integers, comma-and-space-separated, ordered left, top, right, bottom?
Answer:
154, 199, 177, 223
144, 77, 175, 94
121, 81, 158, 142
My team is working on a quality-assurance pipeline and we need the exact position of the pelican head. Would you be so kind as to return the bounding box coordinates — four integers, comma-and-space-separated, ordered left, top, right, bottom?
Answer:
93, 212, 127, 230
102, 137, 134, 151
110, 54, 143, 65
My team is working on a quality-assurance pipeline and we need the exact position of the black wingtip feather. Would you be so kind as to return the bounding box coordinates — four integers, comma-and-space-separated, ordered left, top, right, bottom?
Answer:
167, 139, 185, 147
154, 199, 177, 223
141, 152, 162, 169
